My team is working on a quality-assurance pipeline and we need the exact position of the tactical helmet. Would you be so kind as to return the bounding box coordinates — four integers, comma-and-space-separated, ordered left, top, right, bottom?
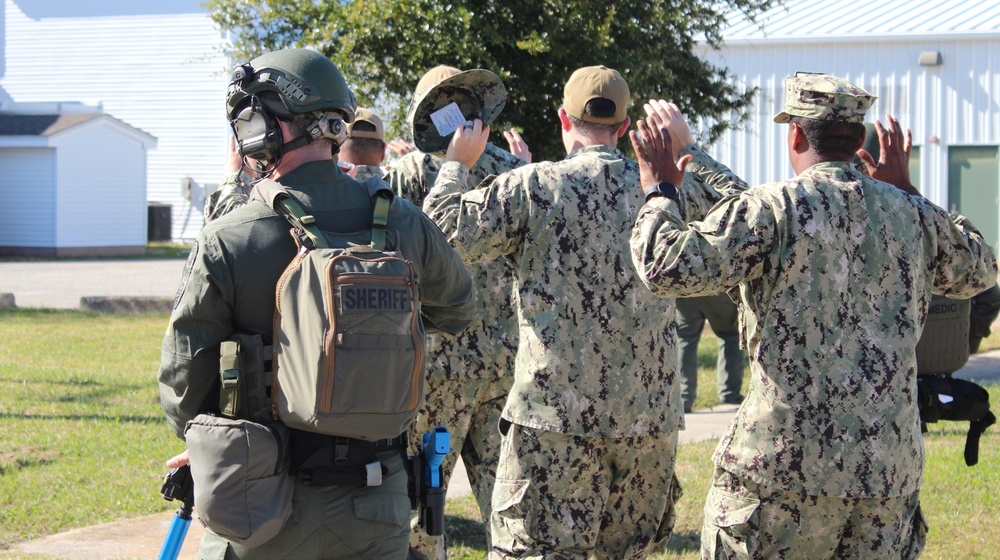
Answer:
226, 49, 357, 122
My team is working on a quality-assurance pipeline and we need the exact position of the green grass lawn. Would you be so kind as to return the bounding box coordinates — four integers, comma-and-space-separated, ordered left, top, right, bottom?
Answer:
0, 309, 997, 559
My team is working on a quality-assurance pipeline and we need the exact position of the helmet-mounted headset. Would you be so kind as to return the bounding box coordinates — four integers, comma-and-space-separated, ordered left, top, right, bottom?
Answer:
226, 49, 357, 174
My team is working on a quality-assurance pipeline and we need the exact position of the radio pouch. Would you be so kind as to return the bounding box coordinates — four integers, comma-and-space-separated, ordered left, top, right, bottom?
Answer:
218, 333, 274, 423
251, 177, 425, 441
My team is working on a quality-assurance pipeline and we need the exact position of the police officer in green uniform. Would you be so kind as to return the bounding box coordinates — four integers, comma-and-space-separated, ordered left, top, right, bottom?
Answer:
629, 74, 997, 559
423, 66, 698, 559
158, 48, 475, 560
386, 65, 526, 559
341, 106, 388, 181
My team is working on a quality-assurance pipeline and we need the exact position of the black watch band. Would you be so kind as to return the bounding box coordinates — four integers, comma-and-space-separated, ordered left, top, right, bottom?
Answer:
644, 182, 678, 202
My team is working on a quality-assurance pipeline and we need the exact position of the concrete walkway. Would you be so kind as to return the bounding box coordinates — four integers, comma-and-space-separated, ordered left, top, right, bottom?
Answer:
3, 258, 999, 559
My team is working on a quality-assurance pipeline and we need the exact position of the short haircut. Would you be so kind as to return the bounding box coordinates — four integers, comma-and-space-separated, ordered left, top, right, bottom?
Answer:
790, 116, 865, 161
568, 98, 622, 136
341, 137, 385, 166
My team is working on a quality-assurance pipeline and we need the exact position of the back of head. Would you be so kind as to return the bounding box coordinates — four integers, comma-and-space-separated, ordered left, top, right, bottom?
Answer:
226, 48, 358, 173
563, 65, 630, 126
407, 66, 508, 154
342, 106, 386, 166
775, 72, 876, 161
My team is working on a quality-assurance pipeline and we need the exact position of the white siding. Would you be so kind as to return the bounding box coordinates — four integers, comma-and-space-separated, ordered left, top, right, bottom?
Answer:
51, 120, 147, 248
697, 36, 1000, 209
1, 0, 233, 240
0, 148, 55, 247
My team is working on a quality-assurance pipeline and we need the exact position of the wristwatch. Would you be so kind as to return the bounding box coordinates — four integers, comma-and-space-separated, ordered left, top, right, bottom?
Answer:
644, 182, 678, 202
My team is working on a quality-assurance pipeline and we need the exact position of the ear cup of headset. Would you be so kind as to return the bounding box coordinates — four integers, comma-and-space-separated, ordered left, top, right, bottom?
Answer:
231, 100, 282, 166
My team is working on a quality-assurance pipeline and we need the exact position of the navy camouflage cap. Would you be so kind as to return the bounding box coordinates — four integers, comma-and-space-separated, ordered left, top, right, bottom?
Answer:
407, 67, 507, 154
774, 72, 876, 124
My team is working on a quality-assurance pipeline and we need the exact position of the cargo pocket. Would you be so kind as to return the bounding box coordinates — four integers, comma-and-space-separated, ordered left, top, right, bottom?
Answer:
490, 478, 532, 556
900, 503, 929, 560
702, 485, 758, 560
653, 473, 685, 544
350, 492, 410, 547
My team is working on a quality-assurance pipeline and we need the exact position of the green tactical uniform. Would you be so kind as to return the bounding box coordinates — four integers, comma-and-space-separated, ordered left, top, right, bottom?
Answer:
159, 160, 475, 560
203, 169, 253, 223
387, 142, 524, 558
631, 75, 997, 555
424, 144, 688, 559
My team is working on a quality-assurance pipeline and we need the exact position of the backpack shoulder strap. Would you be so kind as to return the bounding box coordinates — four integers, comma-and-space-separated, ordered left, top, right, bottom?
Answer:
251, 178, 329, 249
361, 177, 394, 251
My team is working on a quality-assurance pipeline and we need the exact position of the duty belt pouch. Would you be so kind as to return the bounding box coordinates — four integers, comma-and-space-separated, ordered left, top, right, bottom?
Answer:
219, 333, 275, 423
917, 374, 996, 466
184, 414, 292, 548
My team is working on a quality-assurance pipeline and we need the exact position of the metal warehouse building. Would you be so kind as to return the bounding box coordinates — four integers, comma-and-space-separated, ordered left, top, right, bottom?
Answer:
698, 0, 1000, 249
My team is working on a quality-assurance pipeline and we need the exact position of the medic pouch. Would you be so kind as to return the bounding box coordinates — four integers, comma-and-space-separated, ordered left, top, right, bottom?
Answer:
915, 294, 995, 466
251, 177, 424, 441
218, 333, 275, 423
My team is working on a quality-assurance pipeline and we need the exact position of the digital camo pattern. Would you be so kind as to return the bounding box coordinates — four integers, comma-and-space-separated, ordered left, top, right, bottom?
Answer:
407, 70, 507, 154
631, 158, 997, 497
352, 164, 385, 182
203, 169, 253, 223
774, 72, 876, 124
423, 145, 685, 438
407, 376, 511, 558
388, 143, 524, 559
490, 423, 680, 558
702, 468, 926, 559
387, 143, 525, 382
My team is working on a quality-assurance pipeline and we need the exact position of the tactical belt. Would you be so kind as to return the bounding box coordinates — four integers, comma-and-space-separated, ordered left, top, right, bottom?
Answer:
289, 428, 408, 487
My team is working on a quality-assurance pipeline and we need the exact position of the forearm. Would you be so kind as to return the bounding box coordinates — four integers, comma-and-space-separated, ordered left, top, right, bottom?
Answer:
681, 145, 748, 198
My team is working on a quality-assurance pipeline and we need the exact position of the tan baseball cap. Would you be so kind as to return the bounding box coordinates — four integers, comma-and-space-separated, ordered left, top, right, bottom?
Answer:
774, 72, 876, 124
562, 66, 629, 125
407, 66, 508, 154
348, 106, 385, 141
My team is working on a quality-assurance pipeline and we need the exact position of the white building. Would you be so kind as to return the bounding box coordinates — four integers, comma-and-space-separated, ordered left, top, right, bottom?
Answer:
0, 102, 156, 255
0, 0, 234, 242
699, 0, 1000, 249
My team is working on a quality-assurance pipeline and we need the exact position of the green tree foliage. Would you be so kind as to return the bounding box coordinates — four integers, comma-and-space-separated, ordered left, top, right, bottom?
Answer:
207, 0, 779, 161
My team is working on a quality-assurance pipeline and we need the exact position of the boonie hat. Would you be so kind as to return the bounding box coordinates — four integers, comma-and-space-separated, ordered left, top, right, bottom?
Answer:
348, 107, 385, 141
563, 66, 630, 125
407, 66, 508, 154
773, 72, 876, 124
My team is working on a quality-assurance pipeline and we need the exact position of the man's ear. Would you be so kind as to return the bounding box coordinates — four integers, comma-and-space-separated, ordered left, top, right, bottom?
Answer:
558, 107, 572, 132
789, 122, 808, 153
615, 116, 632, 138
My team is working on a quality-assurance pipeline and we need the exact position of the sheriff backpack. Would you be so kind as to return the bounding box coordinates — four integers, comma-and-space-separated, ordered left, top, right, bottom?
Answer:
252, 177, 425, 441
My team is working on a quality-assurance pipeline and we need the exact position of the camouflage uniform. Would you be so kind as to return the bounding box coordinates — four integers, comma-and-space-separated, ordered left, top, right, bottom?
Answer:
203, 169, 253, 223
630, 74, 998, 559
387, 142, 525, 559
423, 145, 686, 559
353, 164, 386, 182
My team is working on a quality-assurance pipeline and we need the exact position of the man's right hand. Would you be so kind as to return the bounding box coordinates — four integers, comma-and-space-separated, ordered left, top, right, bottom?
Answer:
629, 110, 693, 193
857, 114, 919, 196
643, 100, 695, 159
166, 449, 190, 468
445, 119, 489, 169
